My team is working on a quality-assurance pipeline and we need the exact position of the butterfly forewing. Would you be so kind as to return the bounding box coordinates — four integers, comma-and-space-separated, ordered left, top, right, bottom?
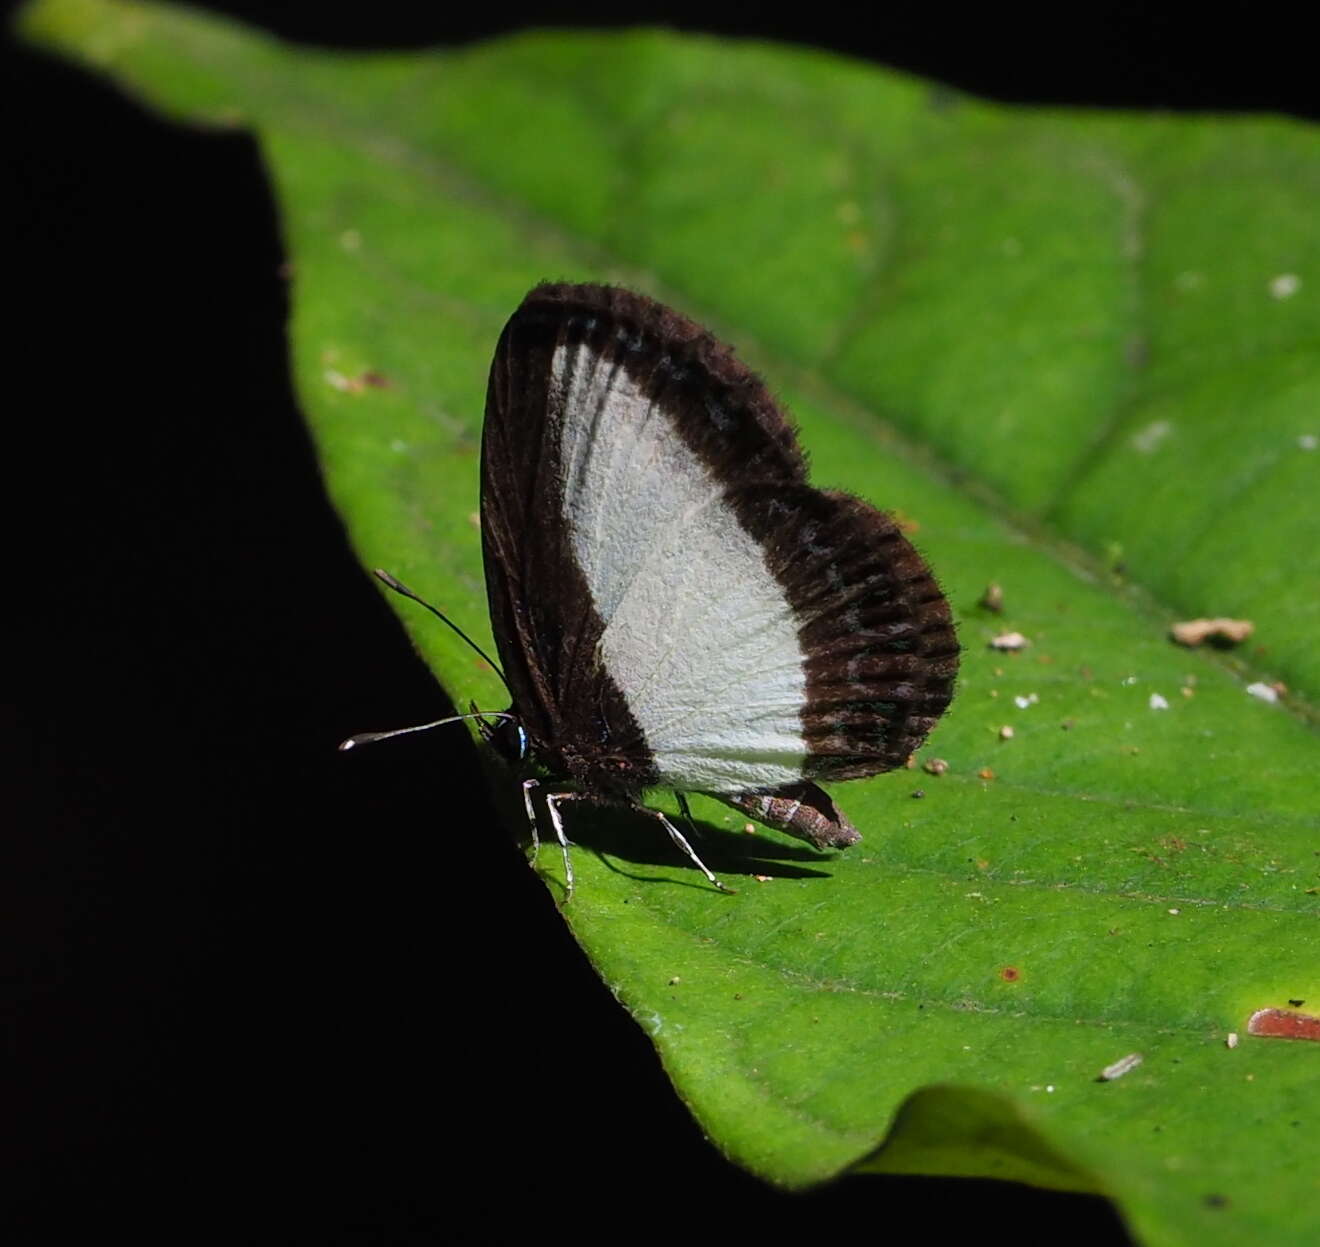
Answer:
480, 293, 651, 795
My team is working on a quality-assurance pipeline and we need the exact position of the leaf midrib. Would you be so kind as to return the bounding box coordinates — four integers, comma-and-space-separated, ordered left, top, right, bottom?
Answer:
931, 771, 1318, 833
601, 887, 1254, 1039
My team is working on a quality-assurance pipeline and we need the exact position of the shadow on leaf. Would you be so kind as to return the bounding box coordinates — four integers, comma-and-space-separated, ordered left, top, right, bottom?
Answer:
542, 797, 842, 886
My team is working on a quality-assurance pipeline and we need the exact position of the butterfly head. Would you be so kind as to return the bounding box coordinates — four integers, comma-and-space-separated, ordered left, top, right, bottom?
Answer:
470, 702, 529, 767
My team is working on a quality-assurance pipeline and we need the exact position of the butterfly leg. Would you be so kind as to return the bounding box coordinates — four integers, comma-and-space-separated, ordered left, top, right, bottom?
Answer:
643, 806, 736, 895
544, 790, 583, 902
521, 777, 541, 865
675, 791, 702, 840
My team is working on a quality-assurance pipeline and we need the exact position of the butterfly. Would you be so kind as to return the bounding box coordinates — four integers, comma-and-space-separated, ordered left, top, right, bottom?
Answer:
345, 283, 959, 896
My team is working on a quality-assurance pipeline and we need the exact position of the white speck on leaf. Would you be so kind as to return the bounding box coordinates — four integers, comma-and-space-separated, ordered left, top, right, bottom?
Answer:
1246, 682, 1279, 704
1268, 272, 1300, 299
1149, 693, 1169, 711
1131, 419, 1173, 453
1098, 1052, 1143, 1081
1013, 693, 1038, 710
1299, 433, 1318, 451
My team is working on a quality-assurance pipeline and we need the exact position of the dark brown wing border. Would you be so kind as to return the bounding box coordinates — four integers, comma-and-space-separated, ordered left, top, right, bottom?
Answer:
728, 484, 959, 779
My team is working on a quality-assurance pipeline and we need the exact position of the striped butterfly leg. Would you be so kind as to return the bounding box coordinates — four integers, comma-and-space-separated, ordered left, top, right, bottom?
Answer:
520, 777, 543, 863
531, 788, 735, 899
716, 782, 861, 851
517, 780, 585, 902
542, 789, 585, 902
643, 797, 736, 894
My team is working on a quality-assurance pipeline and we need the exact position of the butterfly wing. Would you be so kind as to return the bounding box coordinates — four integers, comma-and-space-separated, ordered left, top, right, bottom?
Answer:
738, 484, 959, 780
481, 283, 806, 795
480, 283, 957, 798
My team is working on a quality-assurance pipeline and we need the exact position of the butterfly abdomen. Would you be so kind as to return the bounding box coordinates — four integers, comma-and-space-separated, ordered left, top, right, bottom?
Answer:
721, 783, 862, 850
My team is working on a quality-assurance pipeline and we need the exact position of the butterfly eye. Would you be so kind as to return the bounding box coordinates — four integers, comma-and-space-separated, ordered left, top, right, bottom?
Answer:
481, 715, 527, 765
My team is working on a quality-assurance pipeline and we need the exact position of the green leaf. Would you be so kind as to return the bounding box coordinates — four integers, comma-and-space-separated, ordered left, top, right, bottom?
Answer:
23, 2, 1319, 1244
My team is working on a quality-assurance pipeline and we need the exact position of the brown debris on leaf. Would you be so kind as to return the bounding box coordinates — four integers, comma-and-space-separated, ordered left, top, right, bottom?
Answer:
1170, 617, 1254, 647
978, 582, 1004, 613
324, 368, 391, 395
1246, 1007, 1320, 1041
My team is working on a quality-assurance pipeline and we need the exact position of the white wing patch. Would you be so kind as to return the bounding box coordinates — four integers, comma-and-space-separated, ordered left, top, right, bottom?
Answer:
553, 340, 807, 793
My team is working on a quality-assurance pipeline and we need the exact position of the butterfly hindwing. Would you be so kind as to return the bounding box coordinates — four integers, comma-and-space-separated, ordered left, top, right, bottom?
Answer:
728, 484, 959, 780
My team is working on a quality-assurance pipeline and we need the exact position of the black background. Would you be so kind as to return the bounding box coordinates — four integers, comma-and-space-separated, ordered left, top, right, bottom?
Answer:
7, 4, 1316, 1242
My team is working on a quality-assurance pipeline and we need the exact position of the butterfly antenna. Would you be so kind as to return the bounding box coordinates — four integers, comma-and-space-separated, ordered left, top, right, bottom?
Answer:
372, 568, 510, 693
339, 710, 518, 751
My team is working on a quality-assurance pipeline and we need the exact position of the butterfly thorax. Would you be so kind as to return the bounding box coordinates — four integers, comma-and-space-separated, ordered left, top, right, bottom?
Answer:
541, 736, 654, 803
482, 703, 653, 802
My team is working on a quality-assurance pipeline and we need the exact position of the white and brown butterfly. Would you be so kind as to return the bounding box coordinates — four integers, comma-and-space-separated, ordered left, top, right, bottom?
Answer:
345, 283, 959, 895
